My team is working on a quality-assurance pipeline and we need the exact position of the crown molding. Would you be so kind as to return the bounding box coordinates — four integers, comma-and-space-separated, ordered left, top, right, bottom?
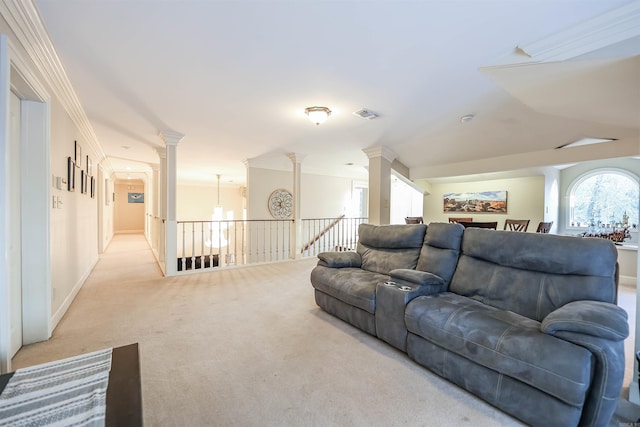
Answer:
0, 0, 106, 163
155, 146, 167, 158
8, 39, 48, 102
362, 145, 397, 163
158, 130, 184, 146
482, 0, 640, 69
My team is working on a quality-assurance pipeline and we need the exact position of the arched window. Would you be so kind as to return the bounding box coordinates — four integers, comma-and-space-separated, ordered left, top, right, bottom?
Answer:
568, 169, 639, 228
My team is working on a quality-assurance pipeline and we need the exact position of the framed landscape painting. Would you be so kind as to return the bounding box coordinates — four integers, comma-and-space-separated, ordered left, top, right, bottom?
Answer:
443, 191, 507, 213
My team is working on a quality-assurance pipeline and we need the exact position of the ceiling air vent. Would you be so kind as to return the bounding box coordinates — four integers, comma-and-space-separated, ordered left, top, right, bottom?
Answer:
352, 108, 378, 120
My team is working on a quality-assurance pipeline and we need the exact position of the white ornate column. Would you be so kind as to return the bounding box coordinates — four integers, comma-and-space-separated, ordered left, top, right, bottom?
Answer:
158, 131, 184, 276
288, 153, 306, 258
363, 145, 396, 225
155, 148, 167, 270
149, 164, 160, 260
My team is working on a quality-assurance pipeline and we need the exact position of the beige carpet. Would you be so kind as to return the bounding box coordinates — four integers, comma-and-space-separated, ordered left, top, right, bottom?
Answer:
11, 234, 639, 426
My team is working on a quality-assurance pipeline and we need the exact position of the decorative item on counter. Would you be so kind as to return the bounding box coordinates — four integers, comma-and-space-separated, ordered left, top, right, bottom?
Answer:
580, 218, 631, 243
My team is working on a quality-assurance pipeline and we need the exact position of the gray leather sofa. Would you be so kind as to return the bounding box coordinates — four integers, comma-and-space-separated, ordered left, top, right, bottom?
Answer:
310, 222, 628, 427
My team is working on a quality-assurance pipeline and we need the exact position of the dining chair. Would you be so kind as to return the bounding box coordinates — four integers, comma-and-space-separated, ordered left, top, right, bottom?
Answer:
449, 217, 473, 223
504, 219, 530, 232
405, 217, 423, 224
536, 221, 553, 233
457, 221, 497, 229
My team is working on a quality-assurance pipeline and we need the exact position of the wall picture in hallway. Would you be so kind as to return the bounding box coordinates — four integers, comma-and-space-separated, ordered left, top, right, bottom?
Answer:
74, 140, 82, 167
67, 156, 75, 192
128, 192, 144, 203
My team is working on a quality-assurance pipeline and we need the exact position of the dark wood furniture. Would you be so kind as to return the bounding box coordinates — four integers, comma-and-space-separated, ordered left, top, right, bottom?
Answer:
449, 217, 473, 223
0, 343, 142, 427
405, 217, 423, 224
504, 219, 530, 232
106, 343, 143, 426
536, 221, 553, 233
457, 221, 498, 229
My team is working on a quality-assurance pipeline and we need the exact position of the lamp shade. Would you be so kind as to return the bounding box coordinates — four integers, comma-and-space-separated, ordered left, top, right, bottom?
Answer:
305, 106, 331, 125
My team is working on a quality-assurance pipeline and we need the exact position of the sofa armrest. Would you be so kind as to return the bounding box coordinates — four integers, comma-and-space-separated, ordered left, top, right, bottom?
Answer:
540, 300, 628, 425
389, 269, 445, 287
541, 300, 628, 341
317, 251, 362, 268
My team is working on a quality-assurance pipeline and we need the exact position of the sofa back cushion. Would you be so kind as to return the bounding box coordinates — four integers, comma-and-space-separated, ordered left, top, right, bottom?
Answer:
416, 222, 464, 286
449, 228, 618, 321
357, 223, 426, 275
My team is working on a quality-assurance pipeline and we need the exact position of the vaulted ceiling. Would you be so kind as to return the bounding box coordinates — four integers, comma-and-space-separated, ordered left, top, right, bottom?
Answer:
31, 0, 640, 186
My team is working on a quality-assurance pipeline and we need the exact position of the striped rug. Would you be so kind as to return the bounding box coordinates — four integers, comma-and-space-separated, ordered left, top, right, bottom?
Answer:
0, 348, 112, 426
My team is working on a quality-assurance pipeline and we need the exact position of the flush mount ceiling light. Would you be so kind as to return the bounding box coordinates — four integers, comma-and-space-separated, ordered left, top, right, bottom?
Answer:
305, 106, 331, 125
556, 137, 617, 149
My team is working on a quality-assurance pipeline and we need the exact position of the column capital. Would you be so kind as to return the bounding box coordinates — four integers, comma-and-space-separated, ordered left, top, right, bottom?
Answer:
287, 152, 307, 164
158, 130, 185, 146
243, 158, 258, 168
363, 145, 396, 163
155, 147, 167, 159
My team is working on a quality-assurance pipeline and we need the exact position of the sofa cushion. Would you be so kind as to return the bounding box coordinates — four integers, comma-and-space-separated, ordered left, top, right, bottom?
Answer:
449, 229, 618, 321
415, 222, 463, 286
357, 224, 426, 274
310, 266, 389, 314
405, 292, 594, 407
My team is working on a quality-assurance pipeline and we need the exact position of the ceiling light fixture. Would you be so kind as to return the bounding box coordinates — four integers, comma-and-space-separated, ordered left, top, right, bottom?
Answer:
305, 106, 331, 125
460, 114, 475, 123
556, 137, 617, 149
206, 173, 228, 249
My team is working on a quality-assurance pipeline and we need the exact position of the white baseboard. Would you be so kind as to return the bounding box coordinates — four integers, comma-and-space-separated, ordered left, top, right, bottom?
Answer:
50, 255, 99, 334
620, 275, 637, 288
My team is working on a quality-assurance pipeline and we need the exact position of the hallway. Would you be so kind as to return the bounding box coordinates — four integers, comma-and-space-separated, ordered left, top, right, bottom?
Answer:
12, 234, 164, 367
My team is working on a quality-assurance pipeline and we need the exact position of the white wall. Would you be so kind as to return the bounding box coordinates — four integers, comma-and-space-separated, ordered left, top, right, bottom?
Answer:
177, 182, 244, 221
0, 12, 106, 341
301, 174, 354, 218
49, 97, 100, 324
423, 176, 545, 231
247, 168, 290, 220
114, 181, 145, 233
246, 167, 355, 220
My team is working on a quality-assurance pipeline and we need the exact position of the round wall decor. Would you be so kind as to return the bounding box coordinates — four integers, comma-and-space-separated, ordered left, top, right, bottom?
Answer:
268, 189, 293, 219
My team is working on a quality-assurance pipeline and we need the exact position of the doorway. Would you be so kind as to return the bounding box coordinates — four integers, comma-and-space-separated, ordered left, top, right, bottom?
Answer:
8, 90, 22, 358
114, 180, 146, 234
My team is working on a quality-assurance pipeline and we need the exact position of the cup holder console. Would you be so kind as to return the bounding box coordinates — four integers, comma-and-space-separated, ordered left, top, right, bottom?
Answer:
383, 281, 413, 292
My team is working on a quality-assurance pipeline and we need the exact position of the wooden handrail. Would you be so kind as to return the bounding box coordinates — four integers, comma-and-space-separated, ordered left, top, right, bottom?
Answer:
301, 215, 346, 253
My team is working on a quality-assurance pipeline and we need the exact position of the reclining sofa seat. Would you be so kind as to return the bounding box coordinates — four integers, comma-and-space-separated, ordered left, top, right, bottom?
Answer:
310, 223, 426, 335
404, 228, 628, 427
